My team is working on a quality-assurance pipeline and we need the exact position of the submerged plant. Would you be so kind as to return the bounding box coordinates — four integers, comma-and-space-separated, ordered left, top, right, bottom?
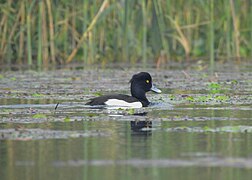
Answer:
32, 114, 47, 119
93, 92, 103, 97
214, 95, 229, 102
207, 82, 222, 94
64, 116, 71, 122
32, 93, 44, 97
183, 94, 229, 103
169, 95, 176, 100
185, 96, 195, 102
10, 77, 17, 81
196, 95, 213, 102
126, 108, 135, 115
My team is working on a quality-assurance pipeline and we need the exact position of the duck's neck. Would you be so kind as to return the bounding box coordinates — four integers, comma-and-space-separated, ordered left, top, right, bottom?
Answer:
131, 86, 149, 107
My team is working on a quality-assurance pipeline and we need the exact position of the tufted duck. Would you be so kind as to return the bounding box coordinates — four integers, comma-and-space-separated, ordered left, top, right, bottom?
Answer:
86, 72, 161, 108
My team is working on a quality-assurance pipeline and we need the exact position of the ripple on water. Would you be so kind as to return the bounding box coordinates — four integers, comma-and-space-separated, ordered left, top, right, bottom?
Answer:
52, 158, 252, 169
0, 128, 110, 140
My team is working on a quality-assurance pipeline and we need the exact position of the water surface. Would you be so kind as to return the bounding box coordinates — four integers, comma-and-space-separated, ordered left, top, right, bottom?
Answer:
0, 64, 252, 180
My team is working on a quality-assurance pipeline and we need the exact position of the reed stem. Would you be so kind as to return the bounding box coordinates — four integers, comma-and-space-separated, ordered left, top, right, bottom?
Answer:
26, 6, 32, 66
122, 0, 129, 62
209, 0, 215, 71
153, 0, 170, 60
37, 0, 42, 68
141, 0, 147, 65
229, 0, 240, 61
46, 0, 56, 64
18, 2, 25, 65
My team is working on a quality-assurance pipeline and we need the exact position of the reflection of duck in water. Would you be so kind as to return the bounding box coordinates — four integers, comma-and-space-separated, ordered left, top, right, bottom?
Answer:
130, 120, 152, 132
129, 111, 152, 133
86, 72, 161, 108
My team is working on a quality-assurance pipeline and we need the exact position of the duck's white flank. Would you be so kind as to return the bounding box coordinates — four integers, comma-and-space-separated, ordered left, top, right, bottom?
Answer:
105, 99, 142, 108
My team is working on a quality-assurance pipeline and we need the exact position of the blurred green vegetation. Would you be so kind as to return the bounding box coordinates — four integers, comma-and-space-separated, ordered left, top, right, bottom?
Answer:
0, 0, 251, 68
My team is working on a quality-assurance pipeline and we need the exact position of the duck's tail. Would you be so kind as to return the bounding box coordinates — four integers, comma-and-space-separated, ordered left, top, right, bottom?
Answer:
55, 102, 59, 110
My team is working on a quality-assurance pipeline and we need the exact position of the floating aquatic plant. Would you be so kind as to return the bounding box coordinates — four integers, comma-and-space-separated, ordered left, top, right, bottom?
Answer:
32, 93, 44, 97
32, 114, 47, 119
183, 94, 229, 103
207, 82, 222, 94
64, 116, 71, 122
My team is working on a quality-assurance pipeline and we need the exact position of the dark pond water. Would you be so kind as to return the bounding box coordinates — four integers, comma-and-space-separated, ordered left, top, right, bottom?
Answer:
0, 63, 252, 180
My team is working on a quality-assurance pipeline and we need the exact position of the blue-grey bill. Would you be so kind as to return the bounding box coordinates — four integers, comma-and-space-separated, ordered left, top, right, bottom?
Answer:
151, 84, 162, 93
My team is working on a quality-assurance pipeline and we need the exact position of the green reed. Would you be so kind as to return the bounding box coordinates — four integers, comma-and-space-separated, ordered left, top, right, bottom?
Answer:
0, 0, 251, 69
26, 0, 33, 66
209, 0, 214, 72
141, 0, 147, 65
37, 0, 42, 67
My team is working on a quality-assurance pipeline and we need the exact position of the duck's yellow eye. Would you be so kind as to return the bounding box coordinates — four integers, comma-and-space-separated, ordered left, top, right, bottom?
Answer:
146, 80, 150, 83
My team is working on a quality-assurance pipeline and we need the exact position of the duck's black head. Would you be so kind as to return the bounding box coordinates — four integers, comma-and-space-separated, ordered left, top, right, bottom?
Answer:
129, 72, 161, 106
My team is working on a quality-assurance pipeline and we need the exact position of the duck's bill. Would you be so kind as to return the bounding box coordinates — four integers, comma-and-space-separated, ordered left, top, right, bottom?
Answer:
151, 84, 162, 93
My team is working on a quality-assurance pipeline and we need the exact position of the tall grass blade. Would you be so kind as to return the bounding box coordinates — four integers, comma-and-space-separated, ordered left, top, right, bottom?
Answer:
26, 0, 37, 66
209, 0, 215, 72
153, 0, 170, 61
229, 0, 240, 61
122, 0, 129, 62
18, 2, 25, 65
37, 0, 42, 68
41, 0, 49, 67
46, 0, 56, 64
141, 0, 147, 65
